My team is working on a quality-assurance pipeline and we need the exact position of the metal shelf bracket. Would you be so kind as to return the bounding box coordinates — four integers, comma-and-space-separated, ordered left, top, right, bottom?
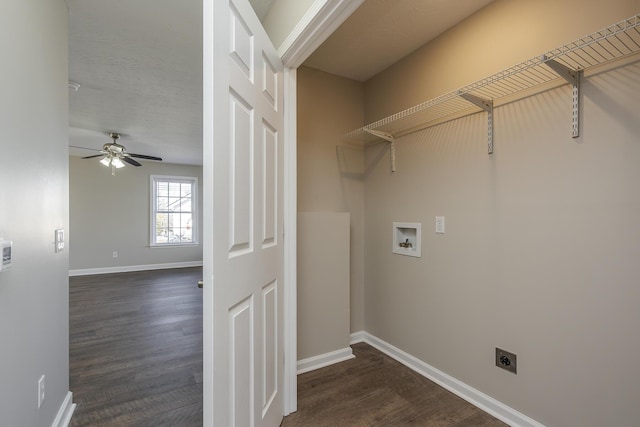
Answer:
366, 129, 397, 172
543, 57, 582, 138
460, 93, 494, 154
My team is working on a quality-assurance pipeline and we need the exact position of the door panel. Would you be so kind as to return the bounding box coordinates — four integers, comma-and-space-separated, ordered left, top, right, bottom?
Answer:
261, 280, 277, 417
205, 0, 284, 425
229, 296, 254, 426
262, 54, 277, 109
262, 122, 277, 248
230, 5, 253, 80
229, 91, 254, 256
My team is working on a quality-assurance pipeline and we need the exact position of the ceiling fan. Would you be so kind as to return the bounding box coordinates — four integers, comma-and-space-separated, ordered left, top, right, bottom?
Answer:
79, 133, 162, 175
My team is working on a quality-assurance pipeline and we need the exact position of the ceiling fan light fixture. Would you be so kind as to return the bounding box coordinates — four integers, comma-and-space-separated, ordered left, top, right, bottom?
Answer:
80, 131, 162, 176
112, 157, 125, 168
100, 156, 112, 167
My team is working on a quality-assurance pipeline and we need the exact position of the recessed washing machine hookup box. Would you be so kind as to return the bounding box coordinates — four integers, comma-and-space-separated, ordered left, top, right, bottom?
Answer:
392, 222, 421, 257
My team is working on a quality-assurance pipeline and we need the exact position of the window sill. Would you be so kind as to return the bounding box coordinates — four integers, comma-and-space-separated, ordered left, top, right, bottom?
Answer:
150, 243, 199, 249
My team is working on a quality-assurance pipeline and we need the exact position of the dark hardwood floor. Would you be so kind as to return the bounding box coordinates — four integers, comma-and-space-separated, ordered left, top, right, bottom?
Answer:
70, 268, 504, 426
282, 343, 507, 427
69, 267, 203, 427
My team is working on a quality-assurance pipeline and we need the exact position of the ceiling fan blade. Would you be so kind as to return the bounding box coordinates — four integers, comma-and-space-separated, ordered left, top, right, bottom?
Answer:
81, 154, 106, 159
127, 153, 163, 161
122, 156, 142, 167
70, 145, 103, 152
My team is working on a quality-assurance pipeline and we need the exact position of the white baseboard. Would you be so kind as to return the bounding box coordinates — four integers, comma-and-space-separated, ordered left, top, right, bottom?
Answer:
69, 261, 203, 277
349, 330, 366, 345
351, 332, 545, 427
51, 391, 75, 427
297, 346, 355, 375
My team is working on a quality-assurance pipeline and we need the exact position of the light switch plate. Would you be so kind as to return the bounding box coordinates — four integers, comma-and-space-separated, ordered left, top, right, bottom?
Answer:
54, 229, 64, 253
0, 239, 12, 271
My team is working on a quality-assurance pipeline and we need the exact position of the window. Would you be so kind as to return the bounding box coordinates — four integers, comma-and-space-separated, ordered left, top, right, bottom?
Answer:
151, 175, 198, 246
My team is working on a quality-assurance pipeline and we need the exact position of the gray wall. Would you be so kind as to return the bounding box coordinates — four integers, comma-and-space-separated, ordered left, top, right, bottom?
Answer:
69, 157, 203, 271
362, 0, 640, 425
297, 67, 365, 336
0, 1, 70, 426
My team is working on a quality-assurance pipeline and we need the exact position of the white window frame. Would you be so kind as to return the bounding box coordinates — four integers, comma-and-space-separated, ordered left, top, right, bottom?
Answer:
150, 175, 199, 247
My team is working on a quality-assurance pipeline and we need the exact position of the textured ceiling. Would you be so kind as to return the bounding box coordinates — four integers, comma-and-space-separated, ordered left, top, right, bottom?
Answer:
67, 0, 203, 165
304, 0, 494, 82
68, 0, 494, 166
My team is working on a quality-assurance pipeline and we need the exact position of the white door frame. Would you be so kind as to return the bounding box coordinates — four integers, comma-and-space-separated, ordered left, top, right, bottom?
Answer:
280, 0, 363, 416
282, 66, 298, 415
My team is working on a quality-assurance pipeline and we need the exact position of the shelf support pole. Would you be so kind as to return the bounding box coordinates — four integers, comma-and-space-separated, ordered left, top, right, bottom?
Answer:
460, 93, 494, 154
543, 58, 581, 138
366, 130, 396, 172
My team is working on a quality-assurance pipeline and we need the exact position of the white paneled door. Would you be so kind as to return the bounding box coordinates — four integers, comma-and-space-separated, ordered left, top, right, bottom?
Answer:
203, 0, 284, 426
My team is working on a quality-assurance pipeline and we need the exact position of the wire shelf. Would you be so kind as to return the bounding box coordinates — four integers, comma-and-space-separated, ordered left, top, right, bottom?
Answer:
346, 13, 640, 141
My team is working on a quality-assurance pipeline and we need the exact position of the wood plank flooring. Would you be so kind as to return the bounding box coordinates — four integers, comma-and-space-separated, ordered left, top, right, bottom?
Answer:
69, 267, 203, 427
281, 342, 507, 427
70, 268, 505, 426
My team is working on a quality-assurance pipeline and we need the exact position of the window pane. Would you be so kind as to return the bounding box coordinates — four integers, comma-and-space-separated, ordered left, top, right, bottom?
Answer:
181, 215, 193, 242
155, 213, 169, 243
179, 213, 192, 228
168, 197, 180, 211
157, 181, 169, 197
180, 198, 192, 212
169, 182, 181, 197
168, 213, 181, 242
157, 195, 168, 210
181, 182, 192, 198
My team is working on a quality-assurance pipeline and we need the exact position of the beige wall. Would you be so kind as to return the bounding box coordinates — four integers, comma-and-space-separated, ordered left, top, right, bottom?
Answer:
263, 0, 317, 49
362, 0, 640, 425
297, 66, 365, 333
0, 1, 70, 425
297, 213, 351, 359
69, 157, 203, 271
365, 0, 640, 123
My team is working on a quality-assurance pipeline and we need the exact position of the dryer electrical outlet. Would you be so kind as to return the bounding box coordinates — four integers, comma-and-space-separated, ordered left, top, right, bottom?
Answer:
495, 348, 517, 374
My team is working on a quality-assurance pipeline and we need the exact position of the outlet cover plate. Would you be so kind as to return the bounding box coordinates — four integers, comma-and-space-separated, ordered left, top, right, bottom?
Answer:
495, 347, 517, 374
38, 375, 45, 408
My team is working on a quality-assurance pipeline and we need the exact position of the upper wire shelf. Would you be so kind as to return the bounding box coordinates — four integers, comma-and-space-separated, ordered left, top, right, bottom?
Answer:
346, 13, 640, 142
